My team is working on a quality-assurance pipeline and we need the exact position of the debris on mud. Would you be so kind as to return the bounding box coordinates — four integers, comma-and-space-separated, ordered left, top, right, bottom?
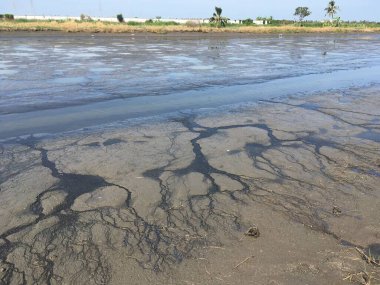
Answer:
245, 226, 260, 238
332, 206, 342, 216
356, 247, 380, 267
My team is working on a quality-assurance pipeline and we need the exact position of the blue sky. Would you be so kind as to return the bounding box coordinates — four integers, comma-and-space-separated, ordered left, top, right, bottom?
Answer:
1, 0, 379, 21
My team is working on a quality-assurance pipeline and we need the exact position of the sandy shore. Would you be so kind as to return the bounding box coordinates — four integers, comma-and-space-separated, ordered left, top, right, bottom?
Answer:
1, 86, 380, 284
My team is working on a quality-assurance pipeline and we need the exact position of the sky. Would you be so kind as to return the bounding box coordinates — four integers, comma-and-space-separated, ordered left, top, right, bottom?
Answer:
1, 0, 379, 21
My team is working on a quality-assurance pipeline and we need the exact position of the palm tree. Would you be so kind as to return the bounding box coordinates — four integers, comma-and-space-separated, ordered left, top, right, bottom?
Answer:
209, 7, 229, 27
325, 1, 339, 20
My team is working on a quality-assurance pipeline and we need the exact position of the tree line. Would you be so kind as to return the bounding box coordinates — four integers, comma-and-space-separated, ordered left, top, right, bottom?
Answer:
294, 1, 339, 25
210, 1, 340, 27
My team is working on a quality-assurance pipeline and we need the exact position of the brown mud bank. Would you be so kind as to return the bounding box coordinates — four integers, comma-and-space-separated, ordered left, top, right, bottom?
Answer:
0, 86, 380, 284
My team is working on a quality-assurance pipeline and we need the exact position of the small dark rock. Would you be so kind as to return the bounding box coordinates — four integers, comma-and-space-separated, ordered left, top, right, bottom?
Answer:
245, 226, 260, 238
332, 206, 342, 216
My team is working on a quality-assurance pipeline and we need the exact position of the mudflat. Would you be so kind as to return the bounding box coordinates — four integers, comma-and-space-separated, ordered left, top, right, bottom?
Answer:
1, 85, 379, 284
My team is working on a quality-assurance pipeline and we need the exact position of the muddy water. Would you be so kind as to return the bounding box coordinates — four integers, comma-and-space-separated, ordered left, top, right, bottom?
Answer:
0, 34, 380, 285
1, 33, 380, 139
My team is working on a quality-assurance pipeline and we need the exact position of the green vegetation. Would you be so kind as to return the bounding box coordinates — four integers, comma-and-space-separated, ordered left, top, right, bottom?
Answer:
116, 14, 124, 23
241, 18, 254, 26
80, 14, 93, 21
126, 20, 179, 26
294, 7, 311, 24
256, 16, 273, 24
209, 7, 229, 27
0, 14, 14, 20
324, 1, 340, 26
126, 21, 142, 26
325, 1, 339, 20
256, 16, 273, 21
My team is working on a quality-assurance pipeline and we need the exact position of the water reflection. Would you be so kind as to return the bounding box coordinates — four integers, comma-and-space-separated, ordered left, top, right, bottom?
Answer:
0, 34, 380, 116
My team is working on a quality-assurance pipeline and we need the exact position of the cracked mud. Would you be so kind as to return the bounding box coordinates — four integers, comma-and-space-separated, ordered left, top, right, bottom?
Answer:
0, 86, 379, 284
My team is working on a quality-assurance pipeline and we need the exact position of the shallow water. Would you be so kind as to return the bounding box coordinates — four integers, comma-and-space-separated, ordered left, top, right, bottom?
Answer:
1, 33, 380, 139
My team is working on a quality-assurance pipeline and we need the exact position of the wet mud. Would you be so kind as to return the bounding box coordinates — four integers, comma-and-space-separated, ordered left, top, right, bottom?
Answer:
0, 86, 380, 284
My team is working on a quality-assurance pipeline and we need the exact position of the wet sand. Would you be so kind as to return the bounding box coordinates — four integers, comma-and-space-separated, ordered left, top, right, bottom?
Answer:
1, 85, 379, 284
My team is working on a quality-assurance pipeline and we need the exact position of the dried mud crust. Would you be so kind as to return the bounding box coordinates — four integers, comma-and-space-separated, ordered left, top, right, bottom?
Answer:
0, 86, 379, 284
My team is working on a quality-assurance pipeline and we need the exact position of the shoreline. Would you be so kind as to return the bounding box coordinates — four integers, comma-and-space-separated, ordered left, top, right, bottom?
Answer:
1, 21, 380, 34
2, 67, 380, 141
2, 30, 380, 39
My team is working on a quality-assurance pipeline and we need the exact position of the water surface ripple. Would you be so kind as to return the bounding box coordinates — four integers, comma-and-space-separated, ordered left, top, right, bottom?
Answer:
1, 33, 380, 138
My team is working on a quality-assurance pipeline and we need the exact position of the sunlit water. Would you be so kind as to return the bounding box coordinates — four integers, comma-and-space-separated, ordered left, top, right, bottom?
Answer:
1, 33, 380, 139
